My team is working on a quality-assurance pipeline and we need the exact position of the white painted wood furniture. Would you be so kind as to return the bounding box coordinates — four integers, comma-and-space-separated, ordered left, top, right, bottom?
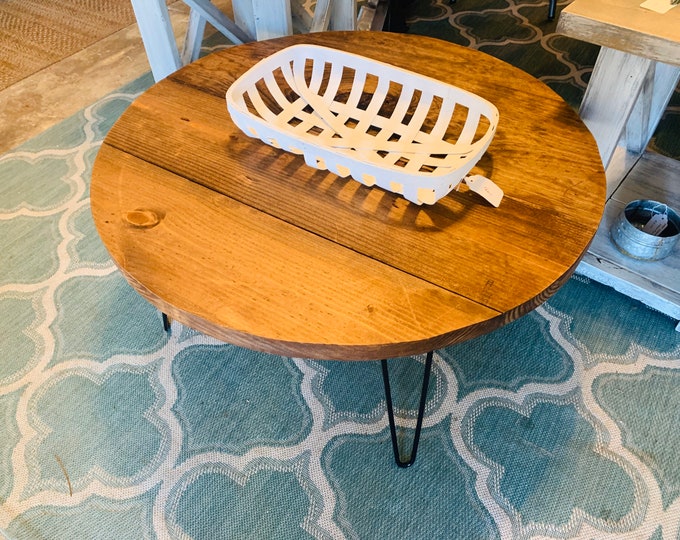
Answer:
130, 0, 358, 82
557, 0, 680, 193
557, 0, 680, 329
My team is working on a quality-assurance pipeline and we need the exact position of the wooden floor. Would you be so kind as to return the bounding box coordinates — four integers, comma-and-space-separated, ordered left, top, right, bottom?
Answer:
0, 0, 317, 155
0, 1, 193, 155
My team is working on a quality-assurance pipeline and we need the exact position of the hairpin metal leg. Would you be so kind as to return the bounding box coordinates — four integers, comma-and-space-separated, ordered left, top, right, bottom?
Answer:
381, 351, 434, 468
162, 312, 171, 333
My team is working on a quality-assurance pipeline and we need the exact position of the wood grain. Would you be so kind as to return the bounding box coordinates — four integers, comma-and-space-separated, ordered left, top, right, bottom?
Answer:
91, 32, 606, 360
557, 0, 680, 67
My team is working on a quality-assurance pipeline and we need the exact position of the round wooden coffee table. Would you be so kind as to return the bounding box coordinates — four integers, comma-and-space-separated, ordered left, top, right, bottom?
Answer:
91, 31, 605, 465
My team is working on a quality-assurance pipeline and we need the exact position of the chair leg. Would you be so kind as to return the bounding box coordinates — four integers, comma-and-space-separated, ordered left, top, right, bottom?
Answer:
181, 9, 207, 65
184, 0, 253, 43
238, 0, 292, 40
380, 351, 434, 468
130, 0, 182, 81
310, 0, 333, 32
548, 0, 557, 20
330, 0, 358, 31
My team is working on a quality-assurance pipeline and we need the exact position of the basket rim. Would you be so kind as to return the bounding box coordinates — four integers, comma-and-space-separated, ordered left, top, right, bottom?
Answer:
225, 44, 499, 203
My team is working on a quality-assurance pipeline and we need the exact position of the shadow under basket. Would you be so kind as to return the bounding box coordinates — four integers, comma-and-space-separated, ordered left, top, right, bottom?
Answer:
225, 44, 499, 205
610, 199, 680, 261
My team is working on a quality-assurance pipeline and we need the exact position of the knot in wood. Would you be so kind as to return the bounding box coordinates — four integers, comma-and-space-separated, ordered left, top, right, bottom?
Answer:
124, 209, 162, 229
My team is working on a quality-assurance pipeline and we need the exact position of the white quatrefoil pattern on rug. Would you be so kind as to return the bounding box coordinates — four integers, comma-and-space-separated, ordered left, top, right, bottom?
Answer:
2, 68, 680, 540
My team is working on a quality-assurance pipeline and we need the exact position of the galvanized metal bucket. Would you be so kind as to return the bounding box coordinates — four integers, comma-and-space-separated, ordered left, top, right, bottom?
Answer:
610, 199, 680, 261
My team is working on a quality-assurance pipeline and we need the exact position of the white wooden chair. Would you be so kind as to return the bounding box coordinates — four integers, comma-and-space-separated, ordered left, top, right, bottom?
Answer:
130, 0, 358, 81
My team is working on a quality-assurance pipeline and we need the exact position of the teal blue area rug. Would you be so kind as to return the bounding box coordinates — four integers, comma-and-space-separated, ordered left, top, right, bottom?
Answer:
2, 3, 680, 539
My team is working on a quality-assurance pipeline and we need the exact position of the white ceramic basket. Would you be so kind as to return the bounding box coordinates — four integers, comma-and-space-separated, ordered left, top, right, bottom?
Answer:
226, 44, 499, 205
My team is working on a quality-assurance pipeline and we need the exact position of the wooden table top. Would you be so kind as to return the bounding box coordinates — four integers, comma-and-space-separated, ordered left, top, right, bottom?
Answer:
91, 31, 606, 361
558, 0, 680, 65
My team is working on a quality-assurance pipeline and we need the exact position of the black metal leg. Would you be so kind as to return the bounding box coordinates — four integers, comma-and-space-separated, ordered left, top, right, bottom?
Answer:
162, 312, 171, 333
385, 0, 409, 33
381, 351, 434, 468
548, 0, 557, 20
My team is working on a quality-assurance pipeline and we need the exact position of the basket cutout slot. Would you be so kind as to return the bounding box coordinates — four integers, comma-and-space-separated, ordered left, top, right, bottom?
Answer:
375, 81, 404, 119
344, 117, 361, 130
421, 154, 448, 167
400, 89, 422, 126
366, 124, 382, 137
355, 73, 380, 111
444, 105, 491, 147
390, 181, 404, 194
314, 61, 334, 98
266, 66, 306, 124
268, 67, 294, 102
302, 58, 315, 86
394, 157, 410, 168
242, 93, 257, 117
330, 66, 357, 105
307, 125, 325, 137
245, 87, 278, 124
470, 115, 492, 145
417, 94, 444, 136
279, 65, 302, 105
444, 102, 471, 142
375, 151, 411, 169
253, 78, 283, 116
302, 59, 334, 98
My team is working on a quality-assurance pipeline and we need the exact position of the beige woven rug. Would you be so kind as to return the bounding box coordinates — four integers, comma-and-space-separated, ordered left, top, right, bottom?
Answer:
0, 0, 137, 90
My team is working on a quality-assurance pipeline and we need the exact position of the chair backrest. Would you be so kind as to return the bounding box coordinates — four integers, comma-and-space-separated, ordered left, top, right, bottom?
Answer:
132, 0, 360, 82
233, 0, 358, 39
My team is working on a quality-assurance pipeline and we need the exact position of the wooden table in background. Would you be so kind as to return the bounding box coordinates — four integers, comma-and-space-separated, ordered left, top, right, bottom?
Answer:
90, 32, 605, 463
557, 0, 680, 328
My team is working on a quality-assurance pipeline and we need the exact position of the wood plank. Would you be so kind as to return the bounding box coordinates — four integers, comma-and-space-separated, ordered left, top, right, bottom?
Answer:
91, 145, 503, 359
103, 88, 599, 313
612, 151, 680, 208
557, 0, 680, 67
